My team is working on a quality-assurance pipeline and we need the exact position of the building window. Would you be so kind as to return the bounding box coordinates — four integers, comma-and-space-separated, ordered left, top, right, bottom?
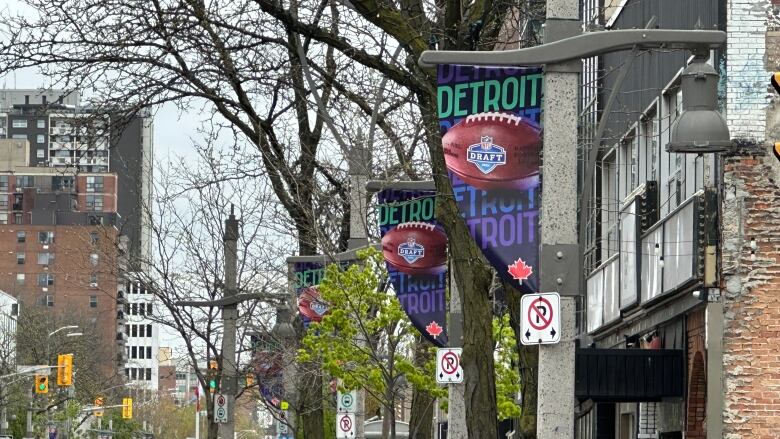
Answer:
39, 231, 54, 244
131, 325, 137, 337
146, 368, 152, 381
11, 134, 26, 140
90, 273, 98, 286
147, 324, 152, 337
600, 150, 619, 260
45, 295, 54, 307
36, 134, 45, 144
90, 253, 98, 266
139, 325, 145, 337
16, 176, 33, 188
53, 176, 74, 190
16, 273, 24, 285
16, 252, 24, 264
37, 119, 45, 129
0, 176, 8, 192
16, 231, 25, 243
37, 273, 54, 286
147, 303, 153, 316
0, 213, 7, 225
619, 131, 638, 202
131, 346, 137, 359
12, 119, 27, 128
125, 324, 129, 336
36, 149, 45, 158
90, 232, 98, 245
88, 215, 103, 225
37, 252, 54, 265
14, 213, 21, 224
85, 195, 103, 211
131, 368, 137, 380
146, 346, 152, 359
89, 295, 97, 308
86, 176, 104, 192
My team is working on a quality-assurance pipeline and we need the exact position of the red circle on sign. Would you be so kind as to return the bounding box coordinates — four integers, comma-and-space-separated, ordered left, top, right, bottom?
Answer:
527, 296, 553, 330
441, 351, 459, 374
217, 395, 226, 405
339, 415, 352, 431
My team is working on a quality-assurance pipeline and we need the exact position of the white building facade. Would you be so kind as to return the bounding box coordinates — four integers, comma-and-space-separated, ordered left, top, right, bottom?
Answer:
0, 290, 17, 370
122, 279, 159, 390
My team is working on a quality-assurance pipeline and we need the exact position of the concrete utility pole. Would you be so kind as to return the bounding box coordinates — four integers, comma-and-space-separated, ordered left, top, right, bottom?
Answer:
535, 1, 580, 437
347, 135, 369, 439
447, 277, 466, 438
219, 207, 240, 439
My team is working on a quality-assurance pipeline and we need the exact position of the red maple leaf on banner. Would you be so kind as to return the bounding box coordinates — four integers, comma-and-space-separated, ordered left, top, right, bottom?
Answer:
508, 258, 533, 282
426, 321, 443, 338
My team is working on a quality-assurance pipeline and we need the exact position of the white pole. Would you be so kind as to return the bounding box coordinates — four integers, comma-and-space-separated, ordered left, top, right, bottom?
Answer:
195, 407, 200, 439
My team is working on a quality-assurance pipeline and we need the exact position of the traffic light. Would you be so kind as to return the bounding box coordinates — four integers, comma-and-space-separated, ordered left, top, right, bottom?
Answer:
94, 396, 105, 417
208, 360, 218, 393
122, 397, 133, 419
57, 354, 73, 386
34, 375, 49, 394
245, 373, 254, 387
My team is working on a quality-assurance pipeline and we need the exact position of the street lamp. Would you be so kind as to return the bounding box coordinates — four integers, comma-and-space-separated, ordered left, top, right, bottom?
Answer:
46, 325, 79, 365
667, 55, 733, 153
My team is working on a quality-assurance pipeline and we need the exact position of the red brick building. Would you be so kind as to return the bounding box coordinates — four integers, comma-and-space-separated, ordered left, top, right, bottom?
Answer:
0, 140, 124, 377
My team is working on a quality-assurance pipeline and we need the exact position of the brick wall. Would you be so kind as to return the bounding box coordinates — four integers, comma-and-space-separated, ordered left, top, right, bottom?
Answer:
686, 309, 706, 439
726, 0, 770, 141
721, 144, 780, 439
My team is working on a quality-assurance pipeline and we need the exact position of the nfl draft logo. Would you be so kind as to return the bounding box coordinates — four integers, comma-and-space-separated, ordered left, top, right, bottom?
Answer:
467, 135, 506, 174
311, 300, 328, 317
398, 237, 425, 264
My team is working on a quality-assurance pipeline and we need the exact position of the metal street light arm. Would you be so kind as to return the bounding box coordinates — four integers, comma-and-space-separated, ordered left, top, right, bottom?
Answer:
48, 325, 78, 338
419, 29, 726, 67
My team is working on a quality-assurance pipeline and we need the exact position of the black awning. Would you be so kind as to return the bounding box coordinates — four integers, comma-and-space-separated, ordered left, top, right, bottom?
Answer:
575, 348, 685, 402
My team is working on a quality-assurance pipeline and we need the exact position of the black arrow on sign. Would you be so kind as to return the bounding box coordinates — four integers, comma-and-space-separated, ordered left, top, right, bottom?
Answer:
439, 372, 444, 379
525, 329, 531, 339
550, 327, 556, 338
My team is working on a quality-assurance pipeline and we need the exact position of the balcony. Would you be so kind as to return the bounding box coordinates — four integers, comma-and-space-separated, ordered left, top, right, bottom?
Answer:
587, 189, 709, 335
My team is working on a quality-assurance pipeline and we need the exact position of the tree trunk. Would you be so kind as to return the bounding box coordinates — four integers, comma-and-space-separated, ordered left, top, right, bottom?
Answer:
295, 220, 325, 439
417, 91, 498, 438
408, 339, 434, 439
504, 281, 537, 438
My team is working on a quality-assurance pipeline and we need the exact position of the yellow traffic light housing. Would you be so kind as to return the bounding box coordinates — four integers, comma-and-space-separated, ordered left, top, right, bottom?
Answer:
57, 354, 73, 386
122, 397, 133, 419
208, 360, 218, 393
95, 396, 105, 417
34, 375, 49, 394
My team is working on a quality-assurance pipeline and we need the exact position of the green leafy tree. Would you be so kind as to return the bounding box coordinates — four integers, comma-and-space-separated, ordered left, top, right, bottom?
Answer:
298, 249, 445, 438
493, 314, 521, 421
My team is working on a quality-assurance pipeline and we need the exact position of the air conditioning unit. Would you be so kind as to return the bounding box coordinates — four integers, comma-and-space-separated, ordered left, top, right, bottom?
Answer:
90, 282, 98, 288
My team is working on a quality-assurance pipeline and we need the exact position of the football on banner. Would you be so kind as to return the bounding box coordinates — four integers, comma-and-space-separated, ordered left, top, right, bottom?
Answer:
298, 286, 329, 322
443, 112, 541, 191
381, 221, 447, 275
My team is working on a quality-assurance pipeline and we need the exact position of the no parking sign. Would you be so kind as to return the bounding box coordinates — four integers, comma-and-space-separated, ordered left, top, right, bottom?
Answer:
520, 293, 561, 345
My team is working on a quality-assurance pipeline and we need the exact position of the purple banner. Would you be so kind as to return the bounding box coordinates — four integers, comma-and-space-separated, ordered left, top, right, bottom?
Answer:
378, 189, 448, 347
437, 65, 543, 293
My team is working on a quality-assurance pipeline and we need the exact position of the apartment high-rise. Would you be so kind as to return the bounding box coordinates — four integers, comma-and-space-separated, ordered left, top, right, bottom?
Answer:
0, 89, 153, 262
0, 89, 155, 380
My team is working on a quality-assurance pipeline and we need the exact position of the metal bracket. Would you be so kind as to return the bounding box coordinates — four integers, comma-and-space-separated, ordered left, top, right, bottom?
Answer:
544, 19, 582, 43
544, 20, 583, 72
418, 29, 726, 68
539, 244, 580, 295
